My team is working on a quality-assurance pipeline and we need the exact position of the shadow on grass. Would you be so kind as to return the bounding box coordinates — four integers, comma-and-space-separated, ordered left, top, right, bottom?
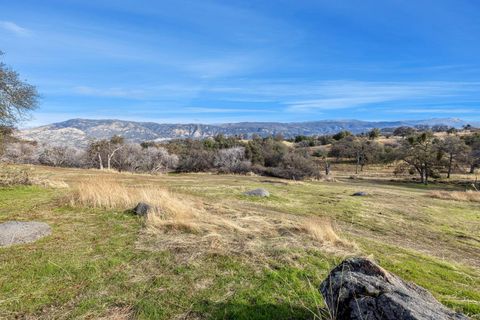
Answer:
339, 177, 467, 191
197, 301, 327, 320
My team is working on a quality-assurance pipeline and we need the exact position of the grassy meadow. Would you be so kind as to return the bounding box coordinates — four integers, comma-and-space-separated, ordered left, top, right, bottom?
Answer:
0, 164, 479, 319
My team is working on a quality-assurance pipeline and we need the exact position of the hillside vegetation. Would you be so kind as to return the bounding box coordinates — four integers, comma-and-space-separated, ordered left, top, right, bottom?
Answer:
6, 125, 480, 187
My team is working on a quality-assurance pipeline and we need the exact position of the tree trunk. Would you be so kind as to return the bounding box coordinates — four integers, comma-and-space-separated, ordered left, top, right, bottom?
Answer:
98, 154, 103, 170
355, 153, 360, 174
325, 161, 331, 175
419, 167, 426, 184
424, 165, 429, 185
447, 154, 453, 179
107, 146, 123, 171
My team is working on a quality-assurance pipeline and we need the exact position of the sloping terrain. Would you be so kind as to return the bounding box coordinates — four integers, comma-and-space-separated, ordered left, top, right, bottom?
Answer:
0, 165, 478, 319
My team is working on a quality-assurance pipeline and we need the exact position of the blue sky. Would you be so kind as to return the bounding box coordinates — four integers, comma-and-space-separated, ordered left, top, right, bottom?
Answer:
2, 0, 480, 126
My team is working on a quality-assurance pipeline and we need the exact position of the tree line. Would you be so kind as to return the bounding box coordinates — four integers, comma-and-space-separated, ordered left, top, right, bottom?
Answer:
325, 128, 480, 184
2, 127, 480, 184
1, 134, 320, 180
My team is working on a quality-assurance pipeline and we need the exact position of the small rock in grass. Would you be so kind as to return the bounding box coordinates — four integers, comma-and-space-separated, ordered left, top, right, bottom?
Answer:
244, 188, 270, 197
352, 191, 368, 196
0, 221, 51, 247
133, 202, 152, 216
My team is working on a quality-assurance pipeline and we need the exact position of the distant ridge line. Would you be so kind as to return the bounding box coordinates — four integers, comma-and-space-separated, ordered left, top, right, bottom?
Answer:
18, 118, 477, 148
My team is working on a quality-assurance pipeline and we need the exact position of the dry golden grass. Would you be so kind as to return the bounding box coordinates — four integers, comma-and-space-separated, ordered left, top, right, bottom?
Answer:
70, 178, 203, 233
0, 164, 69, 188
69, 177, 355, 260
96, 306, 133, 320
31, 178, 69, 189
298, 216, 343, 244
429, 190, 480, 202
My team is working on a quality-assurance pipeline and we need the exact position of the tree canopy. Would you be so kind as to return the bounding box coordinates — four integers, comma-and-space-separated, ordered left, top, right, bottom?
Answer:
0, 52, 38, 127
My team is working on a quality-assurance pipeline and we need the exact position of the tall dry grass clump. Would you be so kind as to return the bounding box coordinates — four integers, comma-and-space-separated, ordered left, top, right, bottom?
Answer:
429, 190, 480, 202
70, 178, 202, 232
299, 217, 342, 244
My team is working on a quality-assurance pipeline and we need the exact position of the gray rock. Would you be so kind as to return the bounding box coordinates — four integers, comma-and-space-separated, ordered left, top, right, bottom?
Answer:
244, 188, 270, 197
352, 191, 368, 196
320, 257, 469, 320
0, 221, 51, 247
133, 202, 152, 216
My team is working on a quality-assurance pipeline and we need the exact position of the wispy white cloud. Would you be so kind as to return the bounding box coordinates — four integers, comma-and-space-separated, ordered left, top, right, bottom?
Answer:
389, 108, 479, 114
183, 55, 260, 78
186, 107, 274, 113
73, 86, 146, 98
0, 21, 30, 36
71, 84, 202, 99
282, 81, 480, 112
64, 80, 480, 121
287, 97, 387, 111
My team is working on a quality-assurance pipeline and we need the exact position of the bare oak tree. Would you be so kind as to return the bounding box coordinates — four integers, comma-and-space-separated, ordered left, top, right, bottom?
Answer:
0, 52, 38, 127
214, 147, 250, 173
0, 52, 38, 155
87, 135, 124, 170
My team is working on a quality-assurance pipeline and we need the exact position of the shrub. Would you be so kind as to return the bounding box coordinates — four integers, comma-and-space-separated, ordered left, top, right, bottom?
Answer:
214, 147, 251, 174
2, 142, 39, 164
0, 165, 31, 186
177, 149, 214, 172
265, 152, 319, 180
332, 130, 352, 141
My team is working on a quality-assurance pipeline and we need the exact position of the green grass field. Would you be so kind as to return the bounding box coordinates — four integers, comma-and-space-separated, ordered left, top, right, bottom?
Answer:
0, 165, 479, 319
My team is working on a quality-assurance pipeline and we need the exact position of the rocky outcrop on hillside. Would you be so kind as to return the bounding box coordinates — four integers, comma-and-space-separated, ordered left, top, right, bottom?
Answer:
320, 258, 469, 320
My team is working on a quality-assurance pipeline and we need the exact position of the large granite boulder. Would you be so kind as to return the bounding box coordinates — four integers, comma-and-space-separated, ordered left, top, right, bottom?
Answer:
244, 188, 270, 197
320, 257, 469, 320
133, 202, 152, 216
0, 221, 51, 247
352, 191, 368, 196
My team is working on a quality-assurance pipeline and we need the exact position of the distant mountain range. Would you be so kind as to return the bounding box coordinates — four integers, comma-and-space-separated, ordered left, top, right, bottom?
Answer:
18, 118, 478, 148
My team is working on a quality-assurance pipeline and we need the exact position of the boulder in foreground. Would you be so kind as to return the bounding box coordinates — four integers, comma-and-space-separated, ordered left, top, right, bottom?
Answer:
352, 191, 368, 196
320, 257, 469, 320
0, 221, 51, 247
133, 202, 152, 216
244, 188, 270, 197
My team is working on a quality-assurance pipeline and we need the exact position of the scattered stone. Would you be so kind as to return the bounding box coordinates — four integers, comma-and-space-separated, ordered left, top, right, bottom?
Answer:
320, 257, 468, 320
0, 221, 51, 247
244, 188, 270, 197
133, 202, 152, 216
348, 175, 363, 180
352, 191, 368, 196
